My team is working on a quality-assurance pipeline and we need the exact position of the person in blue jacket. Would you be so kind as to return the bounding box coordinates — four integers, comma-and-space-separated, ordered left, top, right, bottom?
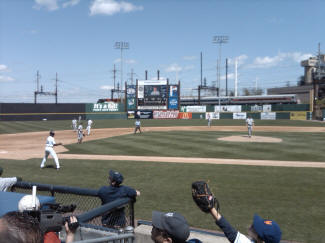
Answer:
98, 170, 140, 229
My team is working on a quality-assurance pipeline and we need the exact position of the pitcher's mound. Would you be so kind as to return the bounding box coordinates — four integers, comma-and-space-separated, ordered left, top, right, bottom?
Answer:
218, 135, 282, 143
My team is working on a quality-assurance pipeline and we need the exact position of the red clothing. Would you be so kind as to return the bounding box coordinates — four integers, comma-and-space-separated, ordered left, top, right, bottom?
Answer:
44, 232, 61, 243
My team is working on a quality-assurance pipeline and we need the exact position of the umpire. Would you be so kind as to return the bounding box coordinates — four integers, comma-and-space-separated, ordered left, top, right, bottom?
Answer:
98, 170, 140, 229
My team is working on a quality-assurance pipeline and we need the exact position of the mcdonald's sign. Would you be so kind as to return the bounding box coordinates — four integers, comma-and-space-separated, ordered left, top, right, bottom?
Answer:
178, 112, 192, 119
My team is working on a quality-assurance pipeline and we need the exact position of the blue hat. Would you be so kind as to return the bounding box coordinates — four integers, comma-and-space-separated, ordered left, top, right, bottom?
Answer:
253, 214, 281, 243
109, 170, 123, 185
152, 211, 190, 241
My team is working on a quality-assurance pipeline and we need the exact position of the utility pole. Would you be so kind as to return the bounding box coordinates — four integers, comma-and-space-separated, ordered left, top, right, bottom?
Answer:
114, 41, 129, 94
235, 58, 238, 96
225, 58, 228, 96
200, 52, 203, 86
55, 72, 58, 104
128, 68, 135, 85
213, 35, 229, 96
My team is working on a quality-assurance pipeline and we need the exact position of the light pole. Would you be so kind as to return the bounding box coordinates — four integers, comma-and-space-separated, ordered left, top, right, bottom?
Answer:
213, 36, 229, 96
115, 41, 129, 91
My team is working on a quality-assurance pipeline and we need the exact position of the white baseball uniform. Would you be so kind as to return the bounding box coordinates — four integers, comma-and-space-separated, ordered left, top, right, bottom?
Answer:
0, 177, 18, 191
72, 119, 77, 131
207, 114, 211, 127
40, 136, 60, 169
78, 124, 83, 143
86, 120, 93, 136
246, 117, 254, 137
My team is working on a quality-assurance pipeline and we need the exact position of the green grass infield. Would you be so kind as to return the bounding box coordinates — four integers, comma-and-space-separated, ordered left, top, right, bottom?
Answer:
64, 131, 325, 162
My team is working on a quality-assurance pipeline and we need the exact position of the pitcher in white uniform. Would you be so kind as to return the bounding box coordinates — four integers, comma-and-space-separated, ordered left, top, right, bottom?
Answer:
245, 116, 254, 138
40, 130, 63, 170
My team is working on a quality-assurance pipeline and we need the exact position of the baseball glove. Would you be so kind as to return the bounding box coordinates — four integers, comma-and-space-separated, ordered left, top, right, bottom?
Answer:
191, 181, 219, 213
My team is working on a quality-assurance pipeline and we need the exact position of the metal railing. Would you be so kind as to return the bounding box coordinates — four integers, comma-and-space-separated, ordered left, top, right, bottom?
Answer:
11, 181, 135, 229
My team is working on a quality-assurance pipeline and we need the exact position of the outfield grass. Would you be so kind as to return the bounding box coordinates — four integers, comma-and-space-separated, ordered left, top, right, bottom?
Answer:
1, 119, 325, 134
64, 131, 325, 162
0, 158, 324, 243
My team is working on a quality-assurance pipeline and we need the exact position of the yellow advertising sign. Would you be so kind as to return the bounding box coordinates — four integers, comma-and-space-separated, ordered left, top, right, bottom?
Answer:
290, 111, 306, 120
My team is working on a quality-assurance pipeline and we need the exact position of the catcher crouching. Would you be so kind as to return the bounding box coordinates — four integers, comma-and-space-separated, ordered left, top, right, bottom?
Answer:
192, 181, 282, 243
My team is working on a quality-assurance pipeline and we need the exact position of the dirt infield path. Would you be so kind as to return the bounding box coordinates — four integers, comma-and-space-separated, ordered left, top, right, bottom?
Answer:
1, 126, 325, 168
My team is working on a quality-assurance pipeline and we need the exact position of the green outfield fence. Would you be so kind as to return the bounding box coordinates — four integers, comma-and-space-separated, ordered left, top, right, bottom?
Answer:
0, 103, 312, 121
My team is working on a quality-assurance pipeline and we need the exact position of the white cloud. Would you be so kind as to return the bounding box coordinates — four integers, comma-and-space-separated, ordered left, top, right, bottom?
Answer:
100, 85, 114, 90
228, 55, 248, 66
221, 73, 234, 80
166, 64, 182, 73
0, 75, 14, 82
0, 64, 9, 72
89, 0, 143, 16
183, 56, 197, 61
33, 0, 59, 11
63, 0, 80, 8
250, 52, 312, 68
125, 59, 136, 64
184, 65, 195, 71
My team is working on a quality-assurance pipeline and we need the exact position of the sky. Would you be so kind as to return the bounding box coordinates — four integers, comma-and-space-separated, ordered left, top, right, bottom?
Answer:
0, 0, 324, 103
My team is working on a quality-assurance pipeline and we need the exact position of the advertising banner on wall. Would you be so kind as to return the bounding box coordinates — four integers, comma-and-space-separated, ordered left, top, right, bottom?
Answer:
135, 110, 153, 119
215, 105, 241, 112
127, 85, 136, 110
206, 112, 220, 120
290, 111, 306, 120
127, 111, 135, 119
181, 106, 206, 112
168, 85, 179, 109
178, 112, 192, 119
233, 112, 247, 119
153, 110, 179, 119
261, 112, 276, 120
263, 105, 272, 112
168, 97, 178, 109
92, 102, 123, 112
251, 105, 262, 112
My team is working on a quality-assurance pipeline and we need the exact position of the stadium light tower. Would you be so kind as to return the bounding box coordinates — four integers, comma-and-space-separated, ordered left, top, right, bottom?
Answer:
115, 41, 129, 90
213, 36, 229, 96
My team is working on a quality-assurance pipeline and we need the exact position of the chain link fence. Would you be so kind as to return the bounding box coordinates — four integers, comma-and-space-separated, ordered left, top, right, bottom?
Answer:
11, 181, 135, 232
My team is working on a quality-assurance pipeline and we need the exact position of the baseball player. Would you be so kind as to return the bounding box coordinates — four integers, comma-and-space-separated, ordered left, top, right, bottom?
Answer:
245, 115, 254, 138
86, 119, 93, 136
207, 113, 211, 127
77, 123, 84, 144
72, 118, 77, 131
40, 130, 63, 170
134, 119, 141, 134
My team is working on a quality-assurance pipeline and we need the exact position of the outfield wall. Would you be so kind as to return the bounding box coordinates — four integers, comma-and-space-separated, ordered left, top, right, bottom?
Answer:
0, 103, 312, 121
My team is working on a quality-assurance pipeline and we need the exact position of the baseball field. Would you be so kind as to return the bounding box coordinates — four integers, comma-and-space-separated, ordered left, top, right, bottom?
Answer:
0, 119, 325, 243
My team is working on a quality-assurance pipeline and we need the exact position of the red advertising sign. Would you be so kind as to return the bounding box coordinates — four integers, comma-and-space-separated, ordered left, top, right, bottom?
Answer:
178, 112, 192, 119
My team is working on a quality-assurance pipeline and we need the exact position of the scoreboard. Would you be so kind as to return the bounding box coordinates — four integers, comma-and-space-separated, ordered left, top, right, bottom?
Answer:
137, 80, 168, 109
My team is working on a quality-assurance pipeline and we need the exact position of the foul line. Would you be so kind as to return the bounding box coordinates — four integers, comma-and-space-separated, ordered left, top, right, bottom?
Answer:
59, 154, 325, 168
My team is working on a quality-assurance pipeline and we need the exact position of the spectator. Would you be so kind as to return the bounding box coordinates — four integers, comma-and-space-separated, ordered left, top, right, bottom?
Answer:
98, 170, 140, 228
0, 211, 43, 243
18, 195, 78, 243
209, 207, 281, 243
151, 211, 202, 243
0, 166, 22, 192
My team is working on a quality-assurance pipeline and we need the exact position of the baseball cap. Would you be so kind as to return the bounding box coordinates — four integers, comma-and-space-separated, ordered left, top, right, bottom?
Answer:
253, 214, 282, 243
109, 170, 124, 185
152, 211, 190, 242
